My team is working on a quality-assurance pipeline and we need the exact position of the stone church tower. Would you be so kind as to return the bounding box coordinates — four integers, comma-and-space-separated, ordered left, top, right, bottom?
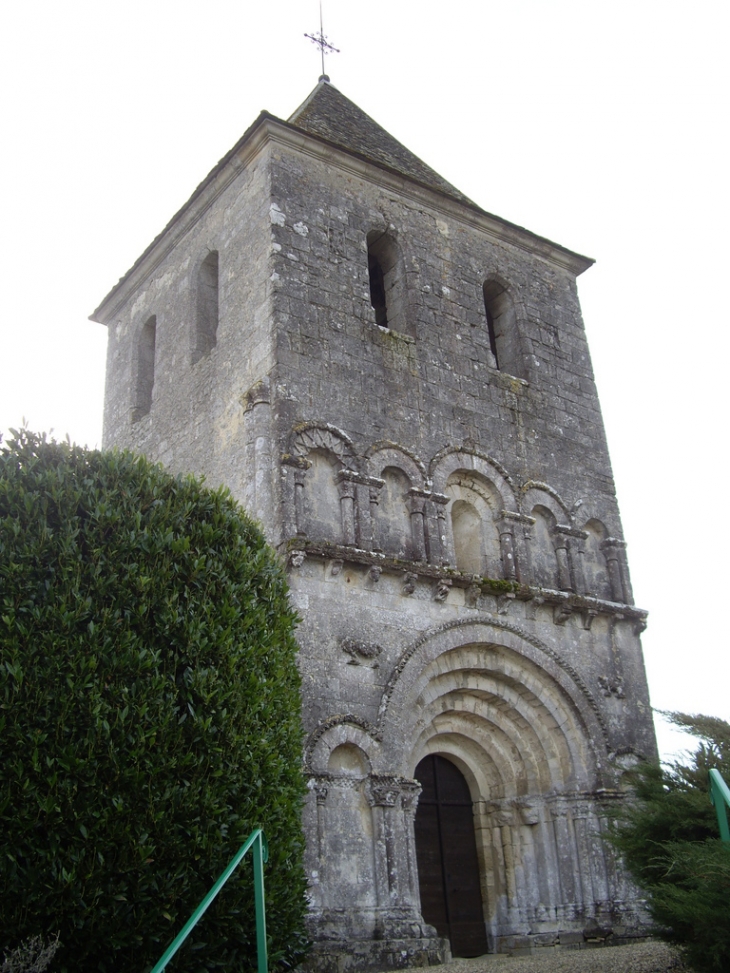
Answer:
93, 79, 656, 967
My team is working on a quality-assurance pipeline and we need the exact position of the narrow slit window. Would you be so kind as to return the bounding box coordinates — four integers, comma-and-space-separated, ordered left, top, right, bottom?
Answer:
482, 279, 523, 377
132, 315, 156, 421
193, 250, 219, 363
368, 251, 388, 327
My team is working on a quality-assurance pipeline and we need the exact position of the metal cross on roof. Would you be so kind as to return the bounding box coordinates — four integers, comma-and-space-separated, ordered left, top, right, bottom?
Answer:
305, 1, 340, 81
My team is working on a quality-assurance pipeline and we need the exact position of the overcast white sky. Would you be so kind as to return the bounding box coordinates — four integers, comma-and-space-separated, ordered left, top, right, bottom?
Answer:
2, 1, 728, 760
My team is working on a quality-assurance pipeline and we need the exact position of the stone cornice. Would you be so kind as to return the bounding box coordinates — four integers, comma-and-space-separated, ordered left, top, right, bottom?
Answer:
282, 538, 648, 625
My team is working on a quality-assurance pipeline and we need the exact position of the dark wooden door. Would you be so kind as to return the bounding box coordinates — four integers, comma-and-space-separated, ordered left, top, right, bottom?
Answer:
414, 755, 488, 957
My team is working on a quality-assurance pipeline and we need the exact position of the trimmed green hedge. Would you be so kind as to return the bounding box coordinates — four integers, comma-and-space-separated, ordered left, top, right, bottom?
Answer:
0, 431, 307, 972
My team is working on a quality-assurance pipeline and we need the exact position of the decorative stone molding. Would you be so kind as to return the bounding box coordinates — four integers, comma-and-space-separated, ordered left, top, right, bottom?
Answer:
289, 549, 307, 568
367, 776, 401, 807
281, 539, 648, 631
341, 637, 383, 667
330, 559, 344, 577
242, 375, 271, 412
368, 565, 382, 582
598, 675, 625, 699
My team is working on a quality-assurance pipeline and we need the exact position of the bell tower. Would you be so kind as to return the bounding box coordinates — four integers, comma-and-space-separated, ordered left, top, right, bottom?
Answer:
93, 79, 655, 967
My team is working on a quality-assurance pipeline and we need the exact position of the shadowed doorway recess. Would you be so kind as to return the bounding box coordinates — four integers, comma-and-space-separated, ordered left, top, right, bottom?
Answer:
414, 755, 488, 957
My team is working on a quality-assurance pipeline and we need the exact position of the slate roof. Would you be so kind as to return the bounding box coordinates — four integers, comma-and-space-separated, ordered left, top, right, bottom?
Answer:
288, 79, 476, 207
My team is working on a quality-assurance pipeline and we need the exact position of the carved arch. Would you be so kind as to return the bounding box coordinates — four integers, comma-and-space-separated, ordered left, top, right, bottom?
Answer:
365, 441, 427, 488
304, 715, 381, 774
429, 446, 517, 510
520, 481, 570, 523
288, 422, 359, 471
375, 616, 609, 777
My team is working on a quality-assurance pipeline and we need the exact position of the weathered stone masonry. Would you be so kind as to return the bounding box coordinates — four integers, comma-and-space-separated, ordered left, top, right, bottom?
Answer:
93, 79, 656, 968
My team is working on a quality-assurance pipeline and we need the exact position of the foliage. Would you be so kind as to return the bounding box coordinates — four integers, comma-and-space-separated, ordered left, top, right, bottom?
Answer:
611, 711, 730, 972
0, 431, 307, 973
1, 934, 60, 973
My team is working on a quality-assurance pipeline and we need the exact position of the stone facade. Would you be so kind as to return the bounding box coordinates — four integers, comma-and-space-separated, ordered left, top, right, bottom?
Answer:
93, 80, 655, 967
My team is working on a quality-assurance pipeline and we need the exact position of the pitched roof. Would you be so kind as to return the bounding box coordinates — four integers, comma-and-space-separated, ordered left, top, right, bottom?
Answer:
288, 79, 475, 207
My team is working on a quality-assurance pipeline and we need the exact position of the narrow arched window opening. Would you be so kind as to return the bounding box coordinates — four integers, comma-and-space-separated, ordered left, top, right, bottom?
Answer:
482, 279, 523, 377
485, 304, 500, 369
368, 251, 388, 327
367, 232, 408, 334
193, 250, 219, 363
132, 315, 156, 422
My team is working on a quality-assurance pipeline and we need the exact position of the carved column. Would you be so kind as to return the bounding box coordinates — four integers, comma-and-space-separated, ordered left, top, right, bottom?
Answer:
489, 803, 518, 926
569, 529, 590, 595
242, 378, 273, 531
601, 537, 627, 603
570, 801, 595, 908
429, 492, 450, 566
406, 488, 429, 562
549, 800, 580, 908
400, 779, 422, 910
281, 455, 309, 539
367, 776, 401, 908
553, 524, 588, 592
335, 470, 358, 546
496, 511, 523, 581
366, 477, 385, 552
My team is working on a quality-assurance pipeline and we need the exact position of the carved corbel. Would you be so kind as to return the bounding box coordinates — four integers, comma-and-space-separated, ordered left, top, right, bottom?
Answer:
368, 565, 382, 582
465, 580, 482, 608
434, 578, 451, 602
497, 592, 515, 615
582, 608, 599, 631
330, 559, 344, 577
403, 571, 418, 595
289, 549, 307, 569
526, 594, 544, 620
553, 601, 572, 625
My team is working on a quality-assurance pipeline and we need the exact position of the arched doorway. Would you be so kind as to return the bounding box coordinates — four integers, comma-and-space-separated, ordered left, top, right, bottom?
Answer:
414, 755, 488, 957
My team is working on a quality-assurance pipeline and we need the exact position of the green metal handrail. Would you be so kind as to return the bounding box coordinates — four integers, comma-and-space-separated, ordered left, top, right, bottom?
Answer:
709, 769, 730, 842
149, 827, 268, 973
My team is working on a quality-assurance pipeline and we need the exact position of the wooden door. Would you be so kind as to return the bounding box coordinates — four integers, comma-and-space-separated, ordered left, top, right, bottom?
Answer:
414, 755, 488, 957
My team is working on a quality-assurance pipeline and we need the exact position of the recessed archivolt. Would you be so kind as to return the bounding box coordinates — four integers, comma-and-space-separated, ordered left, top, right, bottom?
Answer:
377, 616, 609, 773
365, 441, 427, 488
388, 651, 586, 790
289, 422, 358, 470
415, 714, 531, 797
416, 731, 506, 803
430, 446, 517, 511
